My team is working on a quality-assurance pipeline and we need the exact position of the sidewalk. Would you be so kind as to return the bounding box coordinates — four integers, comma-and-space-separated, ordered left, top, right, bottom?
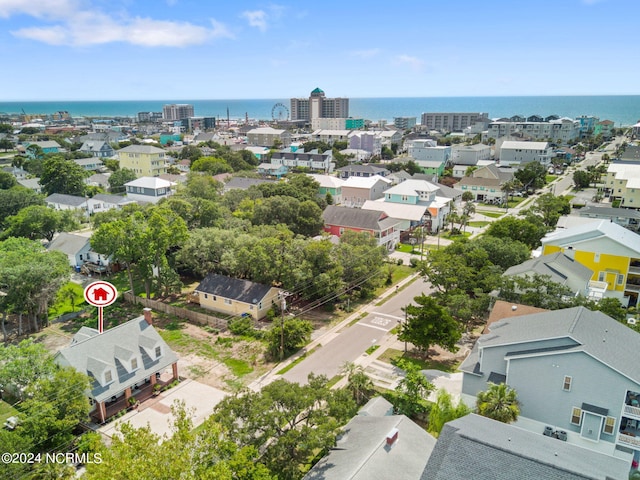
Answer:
247, 272, 420, 392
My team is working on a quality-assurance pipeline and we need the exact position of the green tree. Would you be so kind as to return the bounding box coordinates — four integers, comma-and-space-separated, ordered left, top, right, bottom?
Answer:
0, 171, 17, 190
40, 156, 87, 196
393, 359, 433, 419
485, 215, 548, 249
400, 295, 461, 358
341, 362, 375, 405
427, 389, 470, 437
191, 156, 232, 175
2, 204, 78, 241
476, 383, 520, 423
0, 186, 44, 227
0, 238, 69, 336
108, 167, 137, 193
473, 235, 530, 270
179, 145, 203, 162
213, 375, 356, 479
20, 367, 92, 453
0, 339, 55, 399
573, 170, 591, 189
514, 161, 547, 191
527, 193, 571, 227
499, 274, 576, 310
264, 317, 313, 360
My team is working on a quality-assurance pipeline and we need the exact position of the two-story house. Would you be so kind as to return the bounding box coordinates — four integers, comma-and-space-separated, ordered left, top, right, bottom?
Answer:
341, 175, 392, 208
455, 164, 514, 203
362, 179, 451, 233
322, 205, 401, 250
124, 177, 174, 204
460, 306, 640, 466
308, 174, 344, 205
79, 140, 115, 158
541, 220, 640, 306
55, 309, 179, 423
117, 145, 167, 177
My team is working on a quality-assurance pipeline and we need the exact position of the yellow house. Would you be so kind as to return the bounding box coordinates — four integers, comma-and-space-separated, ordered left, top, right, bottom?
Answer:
118, 145, 167, 177
194, 273, 281, 320
541, 220, 640, 305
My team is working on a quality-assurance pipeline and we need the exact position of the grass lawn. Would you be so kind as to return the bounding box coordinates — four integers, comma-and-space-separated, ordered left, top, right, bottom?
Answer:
546, 175, 558, 183
441, 231, 471, 241
0, 399, 19, 424
467, 221, 490, 228
49, 282, 85, 319
378, 348, 462, 373
476, 210, 504, 219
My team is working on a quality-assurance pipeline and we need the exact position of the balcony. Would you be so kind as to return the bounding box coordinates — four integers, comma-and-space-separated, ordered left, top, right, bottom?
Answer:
625, 404, 640, 418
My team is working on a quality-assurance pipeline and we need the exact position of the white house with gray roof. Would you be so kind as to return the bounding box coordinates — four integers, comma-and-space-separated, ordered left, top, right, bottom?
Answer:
305, 397, 436, 480
124, 176, 174, 204
461, 307, 640, 466
55, 309, 179, 423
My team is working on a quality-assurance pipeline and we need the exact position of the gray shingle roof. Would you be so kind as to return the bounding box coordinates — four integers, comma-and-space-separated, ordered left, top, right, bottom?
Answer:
195, 273, 275, 304
473, 307, 640, 383
46, 232, 89, 256
224, 177, 276, 190
323, 205, 400, 232
421, 414, 629, 480
55, 317, 178, 403
305, 409, 436, 480
45, 193, 87, 207
503, 252, 593, 286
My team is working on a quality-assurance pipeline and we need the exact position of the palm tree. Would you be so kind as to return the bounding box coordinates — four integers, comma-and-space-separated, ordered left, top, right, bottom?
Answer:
475, 383, 520, 423
341, 362, 374, 406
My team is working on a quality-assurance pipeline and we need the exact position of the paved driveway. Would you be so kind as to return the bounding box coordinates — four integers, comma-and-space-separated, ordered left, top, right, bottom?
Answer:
99, 379, 227, 439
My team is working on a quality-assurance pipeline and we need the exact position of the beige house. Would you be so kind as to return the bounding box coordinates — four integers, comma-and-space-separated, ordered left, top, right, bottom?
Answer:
246, 127, 292, 147
194, 273, 281, 320
118, 145, 167, 177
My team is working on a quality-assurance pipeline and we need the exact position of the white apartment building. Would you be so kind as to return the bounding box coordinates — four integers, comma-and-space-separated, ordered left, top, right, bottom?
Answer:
498, 141, 553, 167
451, 144, 493, 165
407, 139, 451, 164
487, 117, 581, 143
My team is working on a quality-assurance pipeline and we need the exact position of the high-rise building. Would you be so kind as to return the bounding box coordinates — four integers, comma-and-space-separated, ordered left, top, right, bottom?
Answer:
290, 88, 349, 122
394, 117, 417, 130
162, 104, 195, 121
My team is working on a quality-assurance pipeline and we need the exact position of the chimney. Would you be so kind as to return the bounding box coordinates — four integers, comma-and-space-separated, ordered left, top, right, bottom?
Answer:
143, 308, 153, 326
386, 428, 399, 446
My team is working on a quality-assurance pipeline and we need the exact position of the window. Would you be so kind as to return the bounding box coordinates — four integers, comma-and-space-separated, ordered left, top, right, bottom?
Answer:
570, 407, 582, 426
104, 370, 113, 383
617, 274, 624, 285
131, 358, 138, 370
155, 346, 161, 358
598, 272, 605, 282
594, 253, 600, 263
603, 416, 615, 435
224, 299, 232, 305
563, 376, 572, 391
204, 294, 208, 299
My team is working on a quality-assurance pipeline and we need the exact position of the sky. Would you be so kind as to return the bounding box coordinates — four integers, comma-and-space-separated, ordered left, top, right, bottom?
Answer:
0, 0, 637, 100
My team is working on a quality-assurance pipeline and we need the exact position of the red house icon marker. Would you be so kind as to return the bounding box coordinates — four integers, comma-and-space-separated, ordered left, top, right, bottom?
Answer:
93, 287, 109, 301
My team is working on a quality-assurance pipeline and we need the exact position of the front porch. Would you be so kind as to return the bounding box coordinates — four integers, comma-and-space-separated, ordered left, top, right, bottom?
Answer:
92, 367, 178, 424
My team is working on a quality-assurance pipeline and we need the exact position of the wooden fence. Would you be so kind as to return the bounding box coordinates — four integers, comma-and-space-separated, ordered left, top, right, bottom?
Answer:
123, 292, 229, 330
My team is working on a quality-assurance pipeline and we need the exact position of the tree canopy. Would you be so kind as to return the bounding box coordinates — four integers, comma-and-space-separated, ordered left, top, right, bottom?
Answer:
40, 156, 87, 196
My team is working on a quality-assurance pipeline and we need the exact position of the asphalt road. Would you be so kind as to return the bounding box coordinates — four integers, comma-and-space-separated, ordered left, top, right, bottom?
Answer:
282, 277, 433, 384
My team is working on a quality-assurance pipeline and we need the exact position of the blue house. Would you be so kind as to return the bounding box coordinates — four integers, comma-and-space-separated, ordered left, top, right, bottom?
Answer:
461, 306, 640, 467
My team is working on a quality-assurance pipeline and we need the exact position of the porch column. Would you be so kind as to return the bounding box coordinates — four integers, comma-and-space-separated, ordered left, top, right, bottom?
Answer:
124, 387, 132, 402
172, 362, 178, 380
98, 401, 106, 423
150, 373, 157, 386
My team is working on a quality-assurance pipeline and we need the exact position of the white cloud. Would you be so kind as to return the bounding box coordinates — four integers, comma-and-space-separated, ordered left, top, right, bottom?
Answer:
351, 48, 381, 59
396, 54, 425, 70
0, 0, 79, 19
241, 9, 268, 32
4, 0, 233, 47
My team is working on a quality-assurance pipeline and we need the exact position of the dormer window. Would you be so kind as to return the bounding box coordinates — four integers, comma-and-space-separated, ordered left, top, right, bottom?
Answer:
131, 358, 138, 371
104, 370, 113, 384
155, 346, 162, 359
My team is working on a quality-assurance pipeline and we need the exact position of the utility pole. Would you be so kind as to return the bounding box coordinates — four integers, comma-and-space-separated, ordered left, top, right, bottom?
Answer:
404, 308, 407, 353
279, 294, 287, 361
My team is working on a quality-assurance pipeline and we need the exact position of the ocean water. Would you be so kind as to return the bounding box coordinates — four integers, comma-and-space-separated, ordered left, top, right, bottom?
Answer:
1, 96, 639, 126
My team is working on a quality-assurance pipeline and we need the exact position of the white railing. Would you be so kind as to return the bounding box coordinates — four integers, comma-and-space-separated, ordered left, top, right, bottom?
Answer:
624, 404, 640, 418
618, 433, 640, 448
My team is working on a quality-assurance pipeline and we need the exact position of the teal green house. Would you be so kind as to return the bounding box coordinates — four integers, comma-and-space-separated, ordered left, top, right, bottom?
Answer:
159, 133, 182, 145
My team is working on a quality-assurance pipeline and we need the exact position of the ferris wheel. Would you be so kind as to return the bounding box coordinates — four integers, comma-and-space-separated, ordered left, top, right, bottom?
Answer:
271, 102, 289, 122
